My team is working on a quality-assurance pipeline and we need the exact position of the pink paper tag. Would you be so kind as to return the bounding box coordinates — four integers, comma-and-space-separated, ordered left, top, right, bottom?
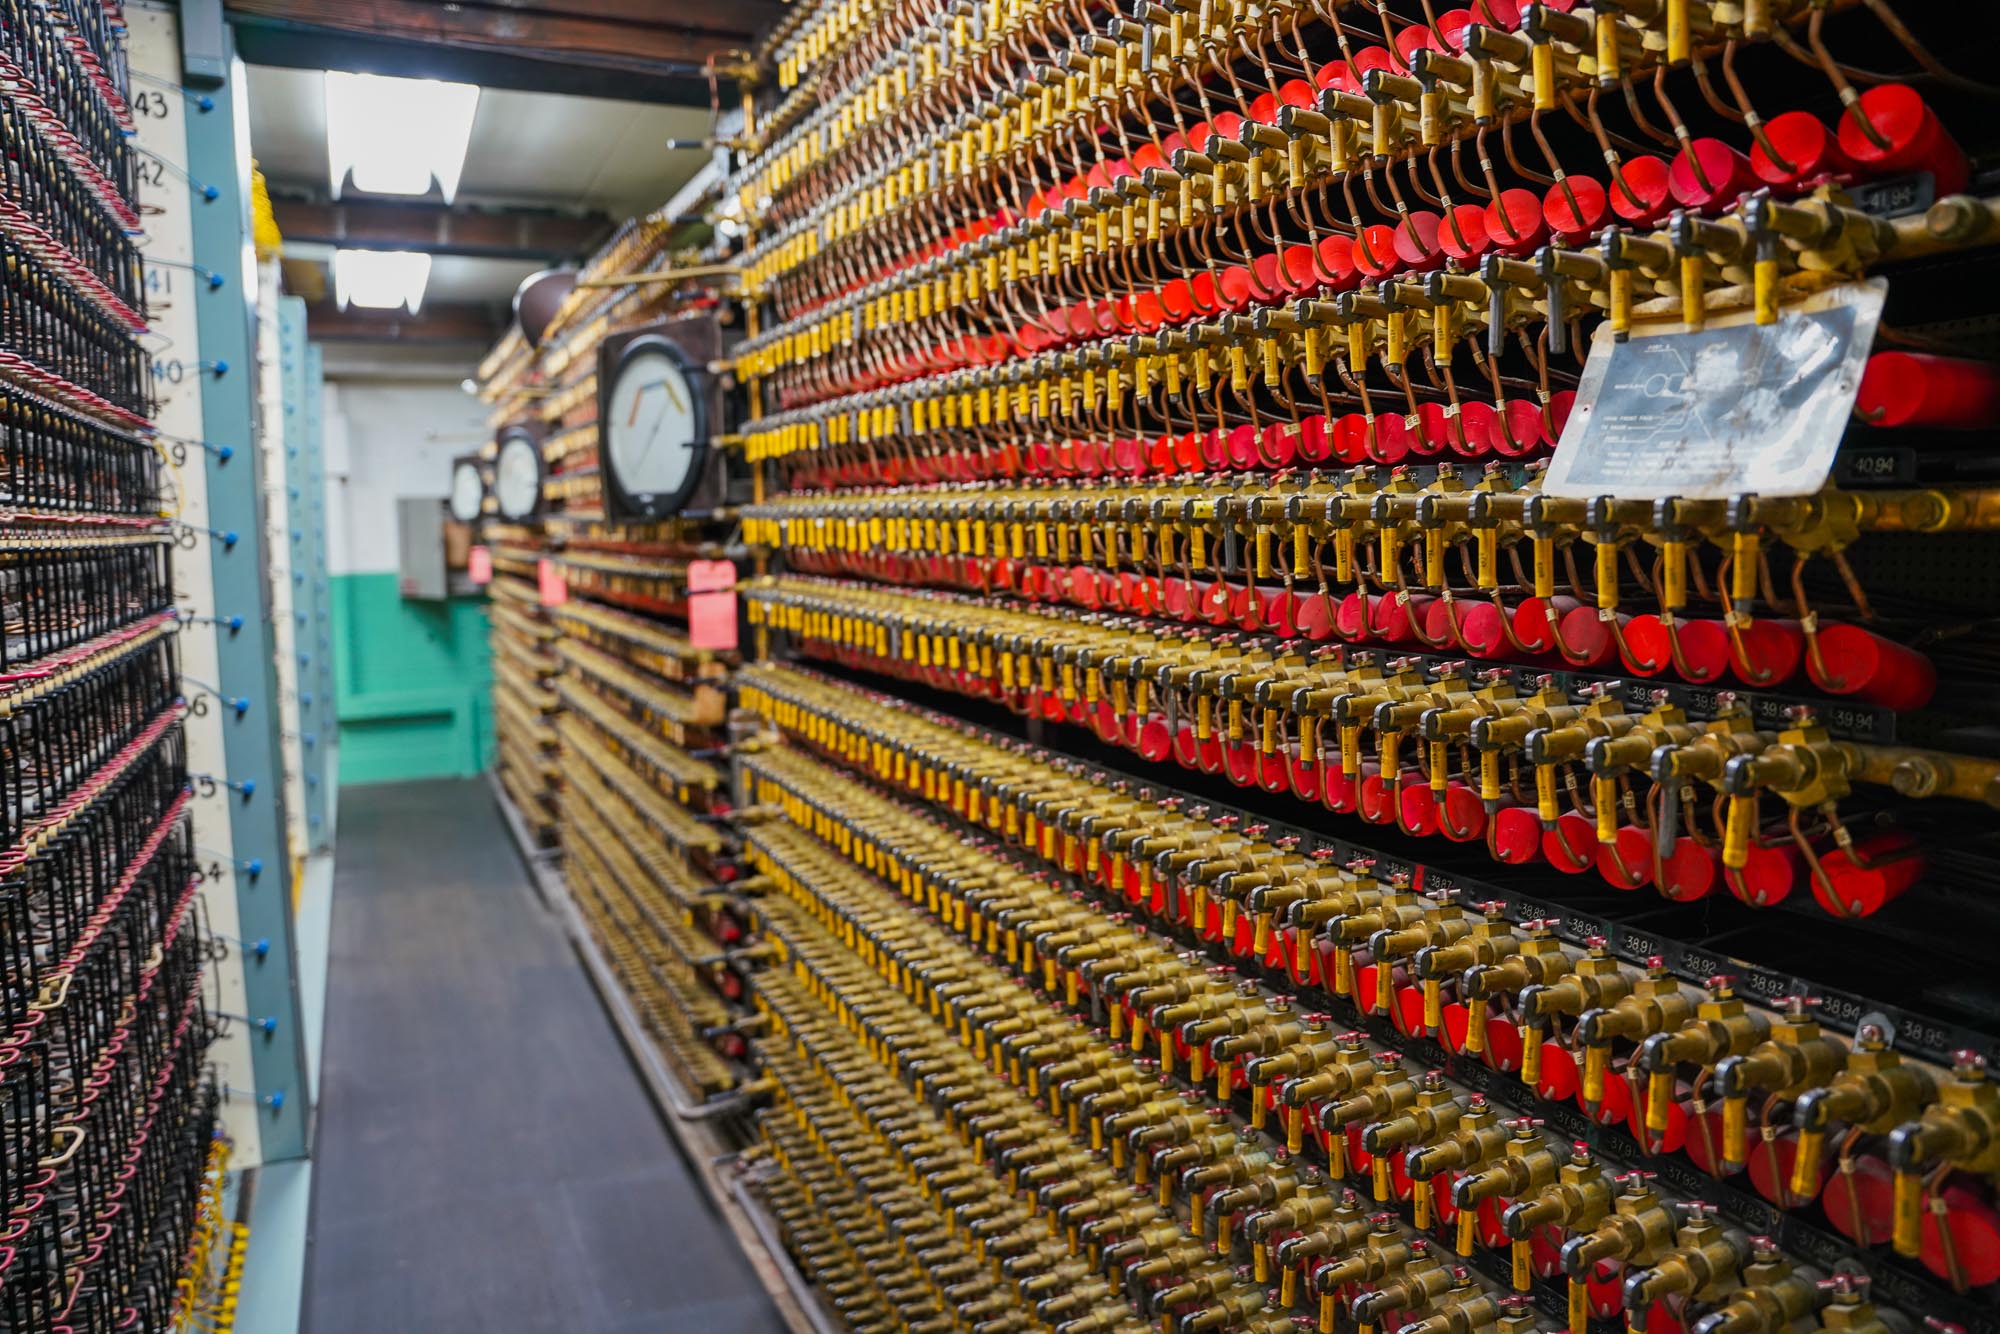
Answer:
468, 545, 493, 586
537, 558, 567, 607
687, 559, 738, 652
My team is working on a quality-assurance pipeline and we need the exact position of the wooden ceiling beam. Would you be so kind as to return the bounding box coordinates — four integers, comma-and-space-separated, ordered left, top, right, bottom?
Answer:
272, 199, 610, 262
306, 301, 503, 344
227, 0, 779, 102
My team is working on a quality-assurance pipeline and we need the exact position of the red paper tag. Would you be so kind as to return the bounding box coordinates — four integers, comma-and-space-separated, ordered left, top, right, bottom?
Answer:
468, 545, 492, 586
537, 558, 567, 607
687, 558, 738, 651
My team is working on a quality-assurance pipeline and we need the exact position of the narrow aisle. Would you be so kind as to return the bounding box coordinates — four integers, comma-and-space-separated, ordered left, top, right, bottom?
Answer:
305, 779, 780, 1334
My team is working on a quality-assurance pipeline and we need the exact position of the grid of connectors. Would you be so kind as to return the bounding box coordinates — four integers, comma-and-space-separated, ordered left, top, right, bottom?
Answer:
732, 663, 2000, 1330
488, 529, 564, 843
714, 0, 2000, 1329
0, 5, 221, 1331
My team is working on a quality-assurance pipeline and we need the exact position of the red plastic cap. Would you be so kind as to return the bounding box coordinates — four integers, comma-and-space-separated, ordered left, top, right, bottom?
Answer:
1668, 138, 1756, 209
1806, 622, 1937, 709
1620, 614, 1729, 683
1837, 84, 1969, 196
1492, 805, 1542, 864
1659, 837, 1719, 902
1483, 188, 1548, 255
1455, 600, 1506, 658
1438, 202, 1493, 262
1810, 833, 1922, 918
1856, 351, 2000, 429
1732, 842, 1801, 908
1557, 604, 1617, 667
1596, 826, 1655, 889
1732, 618, 1804, 689
1609, 155, 1673, 225
1399, 777, 1442, 837
1752, 110, 1853, 187
1545, 174, 1608, 241
1441, 784, 1487, 842
1542, 810, 1598, 873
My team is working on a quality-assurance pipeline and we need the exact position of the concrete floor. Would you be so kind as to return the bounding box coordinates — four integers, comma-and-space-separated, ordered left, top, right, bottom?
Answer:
304, 778, 781, 1334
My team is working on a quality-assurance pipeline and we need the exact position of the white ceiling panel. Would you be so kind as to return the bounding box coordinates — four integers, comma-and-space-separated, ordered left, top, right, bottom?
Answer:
245, 65, 328, 185
247, 66, 711, 218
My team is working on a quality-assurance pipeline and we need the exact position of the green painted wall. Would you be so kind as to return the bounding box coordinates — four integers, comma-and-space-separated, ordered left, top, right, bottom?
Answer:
332, 573, 495, 785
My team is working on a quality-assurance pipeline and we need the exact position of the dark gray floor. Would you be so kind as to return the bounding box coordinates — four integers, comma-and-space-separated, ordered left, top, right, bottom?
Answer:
305, 778, 782, 1334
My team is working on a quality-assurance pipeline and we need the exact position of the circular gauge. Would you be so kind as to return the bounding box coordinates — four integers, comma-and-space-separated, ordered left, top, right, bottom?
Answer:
494, 429, 543, 521
449, 457, 485, 523
602, 334, 707, 519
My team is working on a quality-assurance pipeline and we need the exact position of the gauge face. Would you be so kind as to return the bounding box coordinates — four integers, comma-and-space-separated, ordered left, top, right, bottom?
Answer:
494, 433, 542, 521
449, 459, 485, 523
603, 337, 706, 518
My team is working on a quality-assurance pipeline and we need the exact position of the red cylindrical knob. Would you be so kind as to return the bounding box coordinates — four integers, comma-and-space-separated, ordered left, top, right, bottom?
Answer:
1809, 832, 1923, 918
1751, 110, 1855, 188
1806, 622, 1936, 709
1856, 351, 2000, 429
1837, 84, 1969, 196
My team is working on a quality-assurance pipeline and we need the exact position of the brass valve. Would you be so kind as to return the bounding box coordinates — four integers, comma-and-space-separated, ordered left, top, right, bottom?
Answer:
1414, 909, 1524, 1036
1575, 958, 1695, 1113
1407, 1094, 1508, 1197
1888, 1052, 2000, 1256
1634, 976, 1772, 1138
1350, 1245, 1457, 1334
1495, 1144, 1609, 1292
1557, 1172, 1680, 1331
1326, 887, 1426, 998
1203, 1157, 1300, 1244
1687, 1239, 1824, 1334
1320, 1050, 1415, 1154
1145, 1262, 1238, 1317
1275, 1190, 1372, 1281
1363, 1071, 1466, 1163
1461, 922, 1576, 1061
1712, 996, 1848, 1174
1452, 1121, 1563, 1242
1813, 1274, 1894, 1334
1789, 1023, 1936, 1196
1174, 1281, 1270, 1334
1215, 1007, 1314, 1129
1367, 898, 1476, 1016
1313, 1219, 1416, 1295
1621, 1205, 1749, 1330
1165, 1126, 1271, 1217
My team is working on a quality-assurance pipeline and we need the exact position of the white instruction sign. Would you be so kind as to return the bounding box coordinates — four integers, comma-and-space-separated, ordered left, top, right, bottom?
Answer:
1542, 279, 1885, 500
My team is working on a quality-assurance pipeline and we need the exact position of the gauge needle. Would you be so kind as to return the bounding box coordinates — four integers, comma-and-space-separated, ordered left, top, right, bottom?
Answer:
660, 374, 687, 413
627, 380, 667, 427
630, 411, 670, 474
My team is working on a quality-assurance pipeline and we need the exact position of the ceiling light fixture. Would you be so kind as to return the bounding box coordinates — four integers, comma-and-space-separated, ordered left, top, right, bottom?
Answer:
324, 71, 480, 202
332, 249, 433, 313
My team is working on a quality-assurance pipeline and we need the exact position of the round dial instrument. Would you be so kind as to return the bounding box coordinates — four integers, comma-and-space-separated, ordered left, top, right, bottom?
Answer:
448, 457, 485, 523
602, 336, 707, 519
494, 430, 543, 521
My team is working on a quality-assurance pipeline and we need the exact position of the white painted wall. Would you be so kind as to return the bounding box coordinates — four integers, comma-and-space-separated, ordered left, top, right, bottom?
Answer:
324, 378, 490, 576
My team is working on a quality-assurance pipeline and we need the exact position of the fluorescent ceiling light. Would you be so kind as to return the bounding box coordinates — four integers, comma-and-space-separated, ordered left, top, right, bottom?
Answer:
333, 249, 432, 313
325, 72, 480, 202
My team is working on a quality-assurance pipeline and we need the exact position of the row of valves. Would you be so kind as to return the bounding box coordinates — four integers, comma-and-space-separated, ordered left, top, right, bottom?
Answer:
740, 580, 1998, 912
740, 468, 1996, 705
736, 191, 1998, 455
730, 662, 2000, 1274
735, 0, 1942, 337
731, 775, 1950, 1333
